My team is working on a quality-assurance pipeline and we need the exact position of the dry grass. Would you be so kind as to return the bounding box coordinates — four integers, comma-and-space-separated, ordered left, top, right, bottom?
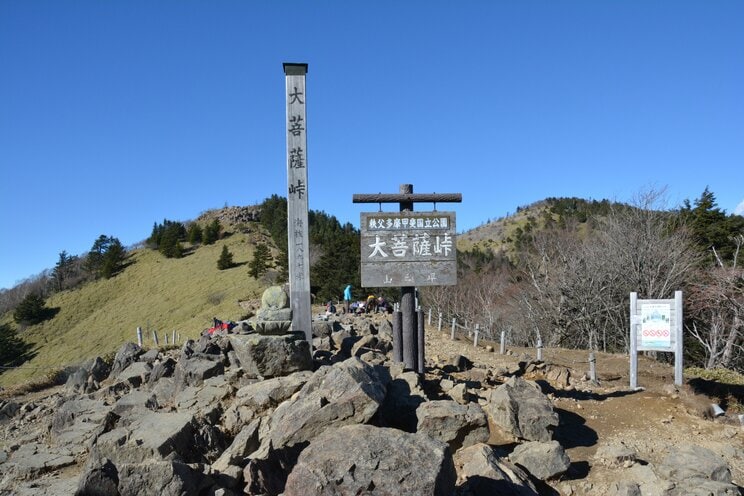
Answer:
0, 232, 269, 387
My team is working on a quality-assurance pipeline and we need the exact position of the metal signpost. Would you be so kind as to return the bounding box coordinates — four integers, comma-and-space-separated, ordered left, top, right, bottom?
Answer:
629, 291, 683, 389
354, 184, 461, 373
283, 63, 312, 344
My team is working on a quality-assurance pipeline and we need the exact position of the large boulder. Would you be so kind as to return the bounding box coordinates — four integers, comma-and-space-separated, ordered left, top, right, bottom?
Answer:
655, 444, 739, 495
172, 356, 224, 392
486, 376, 558, 442
375, 370, 427, 432
416, 400, 490, 454
90, 412, 200, 465
508, 440, 571, 480
283, 424, 456, 496
223, 371, 312, 434
453, 443, 539, 496
109, 343, 144, 378
261, 357, 387, 451
228, 333, 311, 379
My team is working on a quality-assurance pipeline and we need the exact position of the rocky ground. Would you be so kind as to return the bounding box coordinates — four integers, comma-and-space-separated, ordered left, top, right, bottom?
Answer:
0, 302, 742, 495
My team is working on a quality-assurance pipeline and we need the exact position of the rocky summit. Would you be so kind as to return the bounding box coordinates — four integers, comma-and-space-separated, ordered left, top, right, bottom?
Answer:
1, 306, 742, 495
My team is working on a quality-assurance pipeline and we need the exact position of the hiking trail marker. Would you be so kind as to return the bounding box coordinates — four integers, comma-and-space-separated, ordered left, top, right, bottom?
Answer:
629, 291, 683, 389
284, 62, 312, 344
354, 184, 461, 372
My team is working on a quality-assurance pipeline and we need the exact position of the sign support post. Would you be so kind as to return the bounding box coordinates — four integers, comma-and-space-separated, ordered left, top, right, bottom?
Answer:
353, 184, 461, 373
283, 63, 312, 345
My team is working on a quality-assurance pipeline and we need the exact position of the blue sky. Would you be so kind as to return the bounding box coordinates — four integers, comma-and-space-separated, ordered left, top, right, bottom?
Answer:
1, 1, 743, 290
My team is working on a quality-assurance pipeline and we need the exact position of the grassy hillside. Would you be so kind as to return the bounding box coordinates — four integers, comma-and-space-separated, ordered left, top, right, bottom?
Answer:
1, 228, 272, 387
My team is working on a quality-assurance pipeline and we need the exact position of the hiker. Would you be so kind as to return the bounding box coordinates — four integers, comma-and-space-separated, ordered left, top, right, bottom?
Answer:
366, 294, 378, 313
343, 284, 353, 313
326, 301, 337, 315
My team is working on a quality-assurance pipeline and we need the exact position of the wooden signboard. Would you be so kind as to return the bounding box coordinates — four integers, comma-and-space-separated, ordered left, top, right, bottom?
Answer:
360, 211, 457, 287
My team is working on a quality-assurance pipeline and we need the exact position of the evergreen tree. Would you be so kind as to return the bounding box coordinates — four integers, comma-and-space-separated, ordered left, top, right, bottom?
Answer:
85, 235, 126, 279
51, 250, 80, 291
681, 188, 744, 263
217, 245, 234, 270
187, 223, 203, 244
159, 223, 184, 258
0, 323, 31, 369
249, 243, 272, 279
204, 219, 221, 245
13, 292, 50, 326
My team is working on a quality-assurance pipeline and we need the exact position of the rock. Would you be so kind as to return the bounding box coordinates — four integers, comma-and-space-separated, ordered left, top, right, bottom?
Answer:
656, 444, 733, 484
117, 361, 152, 388
252, 318, 293, 335
223, 371, 311, 434
446, 354, 472, 372
261, 357, 387, 451
91, 412, 200, 465
416, 400, 490, 453
453, 443, 539, 496
112, 390, 159, 416
486, 376, 558, 442
0, 400, 20, 423
147, 357, 177, 386
2, 442, 75, 478
109, 342, 144, 378
212, 418, 262, 472
140, 349, 160, 363
606, 481, 642, 496
508, 440, 571, 480
115, 461, 215, 496
350, 334, 392, 357
51, 397, 111, 447
595, 441, 638, 468
447, 383, 472, 405
75, 457, 120, 496
172, 356, 224, 392
545, 365, 572, 389
311, 321, 334, 339
245, 359, 388, 494
174, 377, 233, 424
227, 333, 311, 379
261, 286, 289, 309
376, 370, 427, 432
283, 424, 456, 496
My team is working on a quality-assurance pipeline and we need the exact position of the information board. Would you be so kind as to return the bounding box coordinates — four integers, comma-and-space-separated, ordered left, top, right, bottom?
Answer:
360, 211, 457, 287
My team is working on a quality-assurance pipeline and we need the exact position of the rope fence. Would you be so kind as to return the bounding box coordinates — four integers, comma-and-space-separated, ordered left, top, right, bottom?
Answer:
426, 308, 598, 382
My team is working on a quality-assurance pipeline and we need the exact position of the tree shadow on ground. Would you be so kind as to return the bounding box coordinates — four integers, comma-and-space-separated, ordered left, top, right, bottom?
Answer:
535, 379, 640, 402
553, 408, 598, 449
687, 377, 744, 411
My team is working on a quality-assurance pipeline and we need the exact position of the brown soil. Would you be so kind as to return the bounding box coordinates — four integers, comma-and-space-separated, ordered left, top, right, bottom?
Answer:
423, 325, 744, 494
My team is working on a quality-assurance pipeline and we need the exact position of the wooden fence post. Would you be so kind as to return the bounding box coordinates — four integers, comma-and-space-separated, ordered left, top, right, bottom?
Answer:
536, 337, 543, 361
136, 327, 143, 347
500, 330, 506, 354
589, 352, 597, 383
474, 324, 480, 347
438, 312, 443, 333
393, 311, 403, 363
172, 330, 177, 345
152, 330, 159, 347
428, 308, 432, 326
451, 318, 456, 340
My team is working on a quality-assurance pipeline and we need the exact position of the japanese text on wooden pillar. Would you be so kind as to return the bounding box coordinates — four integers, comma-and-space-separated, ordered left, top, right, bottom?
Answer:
284, 63, 312, 342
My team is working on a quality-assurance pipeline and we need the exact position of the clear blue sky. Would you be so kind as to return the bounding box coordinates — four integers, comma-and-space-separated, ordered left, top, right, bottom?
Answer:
2, 1, 743, 290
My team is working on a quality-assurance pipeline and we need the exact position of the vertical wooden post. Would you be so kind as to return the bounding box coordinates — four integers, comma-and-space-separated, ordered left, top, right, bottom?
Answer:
438, 313, 443, 333
674, 290, 683, 386
164, 334, 169, 345
399, 184, 418, 371
284, 62, 312, 347
393, 310, 403, 363
136, 327, 143, 347
172, 330, 176, 345
417, 309, 425, 374
536, 337, 543, 361
152, 330, 159, 347
630, 292, 638, 389
474, 324, 480, 347
428, 308, 432, 326
451, 318, 456, 340
500, 330, 506, 354
589, 352, 597, 383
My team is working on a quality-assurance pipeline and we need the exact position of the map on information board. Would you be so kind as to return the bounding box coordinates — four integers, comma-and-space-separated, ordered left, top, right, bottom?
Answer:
641, 303, 672, 349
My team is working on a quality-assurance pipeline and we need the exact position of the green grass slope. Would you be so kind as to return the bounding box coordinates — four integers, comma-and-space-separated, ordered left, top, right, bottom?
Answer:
1, 232, 271, 387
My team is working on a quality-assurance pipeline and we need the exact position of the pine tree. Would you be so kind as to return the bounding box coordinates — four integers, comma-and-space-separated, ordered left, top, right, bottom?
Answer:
13, 292, 49, 326
159, 224, 184, 258
0, 323, 30, 369
217, 245, 234, 270
204, 219, 221, 245
85, 235, 127, 278
187, 223, 203, 244
248, 243, 272, 279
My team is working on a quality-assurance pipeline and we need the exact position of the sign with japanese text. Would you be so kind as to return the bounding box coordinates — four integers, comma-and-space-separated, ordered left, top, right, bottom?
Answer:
360, 211, 457, 287
284, 63, 311, 342
640, 303, 672, 349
